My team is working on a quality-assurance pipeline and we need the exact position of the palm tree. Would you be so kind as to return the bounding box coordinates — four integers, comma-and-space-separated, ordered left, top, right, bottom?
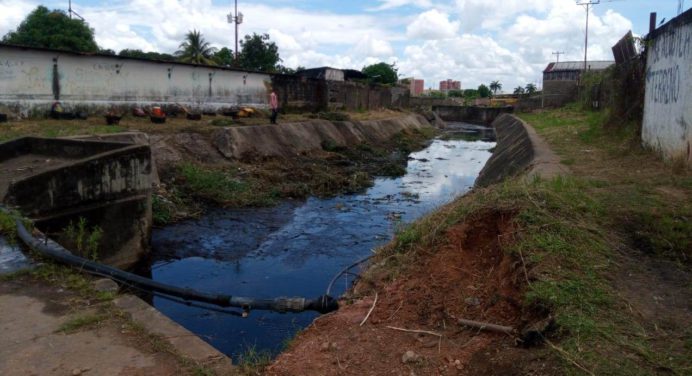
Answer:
489, 80, 502, 95
525, 83, 537, 95
176, 30, 217, 65
513, 86, 525, 95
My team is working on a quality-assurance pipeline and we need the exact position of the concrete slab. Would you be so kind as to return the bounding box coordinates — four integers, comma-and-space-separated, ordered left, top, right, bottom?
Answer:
114, 294, 233, 370
0, 281, 181, 376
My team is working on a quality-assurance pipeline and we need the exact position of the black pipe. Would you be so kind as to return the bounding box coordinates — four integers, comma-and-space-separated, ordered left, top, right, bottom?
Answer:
14, 219, 338, 314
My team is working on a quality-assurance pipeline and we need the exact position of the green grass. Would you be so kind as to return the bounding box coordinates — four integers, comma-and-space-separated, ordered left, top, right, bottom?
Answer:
177, 162, 276, 207
0, 210, 18, 243
234, 346, 273, 375
57, 313, 107, 333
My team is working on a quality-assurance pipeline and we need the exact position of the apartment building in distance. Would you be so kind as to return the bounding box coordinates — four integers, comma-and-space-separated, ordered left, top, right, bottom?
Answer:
439, 79, 461, 92
401, 77, 425, 96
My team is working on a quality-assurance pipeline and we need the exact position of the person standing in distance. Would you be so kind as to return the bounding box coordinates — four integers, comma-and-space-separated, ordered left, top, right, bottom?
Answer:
270, 89, 279, 124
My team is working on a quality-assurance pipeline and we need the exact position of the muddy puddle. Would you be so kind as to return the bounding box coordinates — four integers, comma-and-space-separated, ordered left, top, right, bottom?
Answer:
145, 123, 495, 358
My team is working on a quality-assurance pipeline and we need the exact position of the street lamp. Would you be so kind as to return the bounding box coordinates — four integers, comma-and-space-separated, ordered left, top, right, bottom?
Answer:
227, 0, 244, 63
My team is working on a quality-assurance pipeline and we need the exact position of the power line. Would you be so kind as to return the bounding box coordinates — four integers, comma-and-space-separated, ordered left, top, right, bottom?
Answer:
577, 0, 600, 72
552, 51, 565, 63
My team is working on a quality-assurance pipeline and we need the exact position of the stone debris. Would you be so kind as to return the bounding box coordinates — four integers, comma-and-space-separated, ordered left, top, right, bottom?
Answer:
401, 350, 421, 364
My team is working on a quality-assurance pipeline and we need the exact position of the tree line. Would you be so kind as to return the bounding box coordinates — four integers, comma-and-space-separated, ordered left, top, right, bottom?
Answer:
1, 6, 300, 73
425, 80, 539, 99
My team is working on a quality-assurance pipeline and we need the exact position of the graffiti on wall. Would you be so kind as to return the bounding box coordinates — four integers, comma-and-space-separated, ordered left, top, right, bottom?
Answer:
0, 59, 24, 80
646, 25, 692, 105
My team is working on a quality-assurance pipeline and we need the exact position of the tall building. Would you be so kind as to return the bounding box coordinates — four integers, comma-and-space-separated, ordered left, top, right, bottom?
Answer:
413, 79, 424, 96
439, 79, 461, 92
401, 77, 425, 96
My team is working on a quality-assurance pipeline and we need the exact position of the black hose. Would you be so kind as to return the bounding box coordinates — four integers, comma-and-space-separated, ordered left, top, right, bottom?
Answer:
14, 219, 338, 314
325, 254, 374, 296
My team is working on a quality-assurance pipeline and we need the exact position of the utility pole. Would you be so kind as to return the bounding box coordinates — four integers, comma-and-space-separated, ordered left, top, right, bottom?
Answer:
552, 51, 565, 63
227, 0, 244, 63
577, 0, 600, 72
68, 0, 85, 21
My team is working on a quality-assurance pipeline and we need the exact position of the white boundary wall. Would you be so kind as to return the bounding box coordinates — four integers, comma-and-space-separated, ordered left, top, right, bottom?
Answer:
0, 44, 271, 117
642, 10, 692, 166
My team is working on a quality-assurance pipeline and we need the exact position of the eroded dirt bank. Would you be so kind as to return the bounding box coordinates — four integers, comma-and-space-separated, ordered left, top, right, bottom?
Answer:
267, 210, 542, 375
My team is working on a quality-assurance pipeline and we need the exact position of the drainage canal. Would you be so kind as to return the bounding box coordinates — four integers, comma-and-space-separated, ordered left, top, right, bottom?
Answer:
143, 123, 496, 358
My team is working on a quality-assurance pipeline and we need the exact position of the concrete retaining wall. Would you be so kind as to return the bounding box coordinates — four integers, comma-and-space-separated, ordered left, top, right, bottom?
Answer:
0, 44, 409, 117
212, 114, 431, 160
642, 8, 692, 167
476, 114, 568, 186
0, 44, 271, 117
0, 137, 153, 267
433, 105, 513, 125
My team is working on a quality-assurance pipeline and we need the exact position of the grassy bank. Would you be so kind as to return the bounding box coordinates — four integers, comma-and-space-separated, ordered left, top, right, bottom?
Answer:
364, 105, 690, 374
153, 126, 436, 225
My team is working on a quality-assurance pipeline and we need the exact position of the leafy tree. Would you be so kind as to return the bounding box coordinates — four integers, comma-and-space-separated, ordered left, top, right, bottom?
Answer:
513, 86, 525, 95
361, 62, 398, 85
176, 30, 217, 65
477, 84, 491, 98
237, 33, 282, 72
463, 89, 479, 99
118, 49, 176, 62
489, 80, 502, 95
276, 65, 306, 75
2, 6, 98, 52
447, 89, 464, 98
212, 47, 234, 67
525, 83, 537, 95
99, 48, 116, 55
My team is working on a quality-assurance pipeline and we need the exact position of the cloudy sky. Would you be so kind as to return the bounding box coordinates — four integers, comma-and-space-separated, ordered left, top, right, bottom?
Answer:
0, 0, 687, 91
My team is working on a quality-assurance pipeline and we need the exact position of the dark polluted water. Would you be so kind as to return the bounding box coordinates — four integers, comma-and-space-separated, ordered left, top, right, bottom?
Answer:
146, 123, 496, 358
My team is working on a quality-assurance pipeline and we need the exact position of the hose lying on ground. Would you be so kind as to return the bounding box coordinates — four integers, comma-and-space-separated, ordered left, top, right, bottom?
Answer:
13, 219, 338, 315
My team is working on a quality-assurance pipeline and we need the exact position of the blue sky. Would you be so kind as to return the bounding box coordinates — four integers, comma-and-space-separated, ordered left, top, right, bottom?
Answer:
1, 0, 688, 91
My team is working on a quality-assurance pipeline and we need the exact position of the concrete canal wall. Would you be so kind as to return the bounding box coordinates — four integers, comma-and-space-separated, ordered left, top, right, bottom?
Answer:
433, 105, 513, 125
642, 8, 692, 168
476, 114, 568, 186
0, 137, 153, 268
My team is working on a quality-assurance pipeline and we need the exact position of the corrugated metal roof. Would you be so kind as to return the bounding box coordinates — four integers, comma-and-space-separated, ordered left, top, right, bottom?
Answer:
543, 60, 614, 72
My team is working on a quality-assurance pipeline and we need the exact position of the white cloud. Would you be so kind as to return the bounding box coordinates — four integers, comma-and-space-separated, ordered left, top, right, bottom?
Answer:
353, 34, 394, 57
398, 34, 535, 90
454, 0, 552, 31
369, 0, 433, 11
0, 0, 37, 37
407, 9, 460, 40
